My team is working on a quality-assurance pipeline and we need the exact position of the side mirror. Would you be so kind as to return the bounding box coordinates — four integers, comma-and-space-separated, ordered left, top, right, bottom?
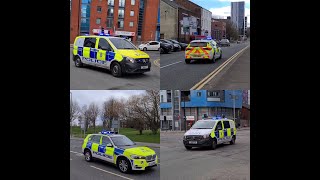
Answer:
106, 143, 113, 147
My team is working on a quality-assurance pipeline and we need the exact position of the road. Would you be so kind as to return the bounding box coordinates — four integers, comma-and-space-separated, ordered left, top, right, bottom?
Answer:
160, 42, 250, 90
70, 49, 160, 90
70, 139, 160, 180
160, 129, 250, 180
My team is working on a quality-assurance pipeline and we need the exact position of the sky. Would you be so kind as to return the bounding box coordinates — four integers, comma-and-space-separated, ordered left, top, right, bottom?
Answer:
190, 0, 250, 27
70, 90, 146, 125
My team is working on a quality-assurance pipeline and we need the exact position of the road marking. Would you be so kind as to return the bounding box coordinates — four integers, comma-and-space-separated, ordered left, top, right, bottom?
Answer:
70, 158, 72, 160
70, 151, 83, 156
153, 58, 160, 67
90, 165, 134, 180
160, 61, 182, 68
190, 45, 249, 90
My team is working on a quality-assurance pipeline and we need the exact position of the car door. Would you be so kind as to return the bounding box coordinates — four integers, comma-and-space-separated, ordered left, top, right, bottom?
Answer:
90, 135, 102, 159
97, 38, 113, 68
210, 42, 220, 58
99, 136, 115, 163
83, 37, 98, 65
223, 120, 231, 142
214, 121, 224, 144
150, 41, 159, 50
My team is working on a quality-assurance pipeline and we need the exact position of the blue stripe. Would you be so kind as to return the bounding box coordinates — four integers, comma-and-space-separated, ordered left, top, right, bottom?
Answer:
114, 148, 124, 155
106, 52, 115, 61
78, 47, 83, 56
215, 131, 219, 138
86, 142, 92, 149
224, 130, 227, 137
98, 145, 106, 153
90, 48, 97, 58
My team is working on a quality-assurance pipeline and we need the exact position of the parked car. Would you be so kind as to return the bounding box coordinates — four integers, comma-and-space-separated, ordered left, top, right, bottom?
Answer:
138, 41, 160, 51
219, 39, 230, 46
160, 42, 172, 54
167, 39, 188, 50
160, 39, 181, 51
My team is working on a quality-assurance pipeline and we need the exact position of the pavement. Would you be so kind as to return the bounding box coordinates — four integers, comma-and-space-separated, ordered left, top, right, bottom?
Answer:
70, 48, 160, 90
160, 42, 250, 90
70, 138, 160, 180
203, 46, 250, 90
160, 129, 250, 180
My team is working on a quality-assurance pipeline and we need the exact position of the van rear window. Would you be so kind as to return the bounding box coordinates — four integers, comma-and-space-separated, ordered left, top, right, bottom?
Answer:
190, 42, 207, 47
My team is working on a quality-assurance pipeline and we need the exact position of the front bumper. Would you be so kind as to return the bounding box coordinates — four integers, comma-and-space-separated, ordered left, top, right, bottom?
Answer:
130, 157, 158, 170
183, 138, 212, 147
120, 59, 151, 74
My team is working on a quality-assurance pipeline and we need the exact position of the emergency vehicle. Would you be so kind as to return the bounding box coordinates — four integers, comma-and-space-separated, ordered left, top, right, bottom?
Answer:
185, 39, 222, 64
82, 130, 158, 173
183, 116, 236, 150
72, 34, 151, 77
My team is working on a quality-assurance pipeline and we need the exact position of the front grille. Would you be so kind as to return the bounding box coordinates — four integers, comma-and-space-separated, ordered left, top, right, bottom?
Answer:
186, 135, 203, 141
135, 58, 149, 64
146, 154, 156, 162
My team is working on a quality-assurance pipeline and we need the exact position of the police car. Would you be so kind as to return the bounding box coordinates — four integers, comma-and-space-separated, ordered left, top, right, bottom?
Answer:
82, 130, 158, 173
183, 116, 236, 150
73, 34, 151, 77
185, 37, 222, 64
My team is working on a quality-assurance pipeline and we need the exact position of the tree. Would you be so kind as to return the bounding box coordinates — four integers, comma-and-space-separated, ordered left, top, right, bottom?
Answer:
70, 100, 80, 125
226, 21, 239, 40
127, 95, 146, 135
82, 105, 89, 131
101, 98, 123, 130
87, 102, 100, 132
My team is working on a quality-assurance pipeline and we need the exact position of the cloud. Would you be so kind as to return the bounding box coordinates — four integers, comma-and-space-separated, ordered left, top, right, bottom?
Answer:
210, 6, 250, 27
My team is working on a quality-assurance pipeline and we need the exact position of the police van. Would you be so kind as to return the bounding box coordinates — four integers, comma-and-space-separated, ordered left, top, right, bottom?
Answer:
73, 34, 151, 77
82, 131, 158, 173
183, 116, 236, 150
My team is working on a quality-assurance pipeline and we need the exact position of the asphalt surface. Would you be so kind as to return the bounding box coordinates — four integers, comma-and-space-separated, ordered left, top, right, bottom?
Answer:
160, 129, 250, 180
160, 42, 250, 90
70, 139, 160, 180
70, 49, 160, 90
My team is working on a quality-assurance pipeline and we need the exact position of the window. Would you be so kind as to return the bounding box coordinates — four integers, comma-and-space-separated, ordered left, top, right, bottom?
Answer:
149, 42, 158, 45
118, 19, 124, 28
106, 18, 113, 28
108, 0, 114, 6
119, 0, 125, 7
161, 95, 164, 102
130, 10, 134, 16
109, 38, 137, 49
98, 38, 111, 50
96, 18, 101, 24
131, 0, 135, 5
208, 91, 219, 97
84, 38, 96, 48
91, 135, 101, 143
215, 121, 222, 131
223, 121, 231, 129
129, 22, 133, 27
107, 7, 114, 17
118, 9, 124, 18
97, 6, 101, 12
101, 136, 111, 145
88, 135, 94, 141
197, 92, 201, 97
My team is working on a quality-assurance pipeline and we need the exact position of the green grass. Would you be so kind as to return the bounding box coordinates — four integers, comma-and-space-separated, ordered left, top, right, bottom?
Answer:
71, 126, 160, 144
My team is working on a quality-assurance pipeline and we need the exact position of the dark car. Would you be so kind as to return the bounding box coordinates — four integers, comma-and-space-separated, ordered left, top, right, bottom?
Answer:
219, 39, 230, 46
167, 39, 188, 50
160, 39, 181, 52
160, 42, 172, 54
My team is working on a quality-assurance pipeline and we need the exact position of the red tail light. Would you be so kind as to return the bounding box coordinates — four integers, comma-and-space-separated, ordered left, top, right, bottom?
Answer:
186, 47, 192, 50
202, 47, 212, 50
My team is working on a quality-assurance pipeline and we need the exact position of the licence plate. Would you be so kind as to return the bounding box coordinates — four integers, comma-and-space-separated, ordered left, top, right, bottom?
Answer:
189, 141, 197, 144
148, 161, 156, 166
141, 66, 148, 69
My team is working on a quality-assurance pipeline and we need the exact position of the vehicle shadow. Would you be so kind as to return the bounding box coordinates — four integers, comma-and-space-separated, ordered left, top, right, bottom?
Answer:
187, 143, 231, 151
80, 65, 148, 78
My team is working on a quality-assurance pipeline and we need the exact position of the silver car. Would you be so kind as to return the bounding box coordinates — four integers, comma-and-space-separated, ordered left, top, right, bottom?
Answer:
219, 39, 230, 46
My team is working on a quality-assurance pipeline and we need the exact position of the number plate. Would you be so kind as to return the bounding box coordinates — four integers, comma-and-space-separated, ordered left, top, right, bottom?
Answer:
148, 161, 156, 166
189, 141, 197, 144
141, 66, 148, 69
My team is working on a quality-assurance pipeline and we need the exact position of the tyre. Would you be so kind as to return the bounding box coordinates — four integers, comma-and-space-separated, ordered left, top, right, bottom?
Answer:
84, 150, 93, 162
185, 146, 192, 150
160, 47, 164, 54
117, 157, 132, 174
143, 47, 147, 51
74, 56, 83, 67
230, 136, 236, 145
211, 138, 217, 150
185, 59, 191, 64
111, 62, 123, 77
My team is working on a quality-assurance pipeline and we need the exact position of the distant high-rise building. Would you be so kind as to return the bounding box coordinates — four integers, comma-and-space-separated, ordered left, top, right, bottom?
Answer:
231, 1, 245, 35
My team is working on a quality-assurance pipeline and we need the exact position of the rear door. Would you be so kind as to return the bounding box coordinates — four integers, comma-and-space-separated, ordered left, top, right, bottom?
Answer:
90, 135, 102, 159
100, 136, 115, 163
210, 41, 220, 58
83, 37, 98, 65
214, 121, 224, 144
97, 38, 113, 68
223, 120, 231, 142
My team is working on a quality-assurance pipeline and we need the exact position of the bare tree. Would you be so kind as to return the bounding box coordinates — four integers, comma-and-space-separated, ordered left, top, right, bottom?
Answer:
102, 98, 123, 130
70, 100, 80, 125
82, 105, 89, 131
226, 21, 239, 40
88, 102, 100, 133
127, 95, 146, 135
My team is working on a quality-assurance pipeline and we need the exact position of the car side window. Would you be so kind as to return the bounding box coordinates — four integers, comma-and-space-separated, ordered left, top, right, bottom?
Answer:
101, 136, 111, 145
88, 135, 93, 141
91, 135, 101, 144
150, 42, 158, 45
215, 121, 222, 131
84, 38, 97, 48
98, 38, 111, 50
223, 121, 231, 129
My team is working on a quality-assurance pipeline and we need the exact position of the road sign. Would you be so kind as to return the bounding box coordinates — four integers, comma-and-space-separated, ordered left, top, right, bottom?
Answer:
111, 120, 119, 129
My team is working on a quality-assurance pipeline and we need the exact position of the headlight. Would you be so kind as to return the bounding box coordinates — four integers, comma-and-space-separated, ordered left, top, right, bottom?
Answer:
203, 134, 210, 138
125, 57, 135, 63
131, 155, 146, 159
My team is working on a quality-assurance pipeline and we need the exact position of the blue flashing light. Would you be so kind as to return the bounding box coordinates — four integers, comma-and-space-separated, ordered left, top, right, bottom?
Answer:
99, 33, 110, 36
212, 116, 222, 120
206, 36, 212, 40
101, 130, 115, 135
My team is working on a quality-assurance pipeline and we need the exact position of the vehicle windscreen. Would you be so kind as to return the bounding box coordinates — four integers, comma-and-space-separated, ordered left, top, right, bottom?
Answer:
109, 38, 137, 50
191, 121, 216, 129
189, 42, 208, 47
111, 136, 135, 146
171, 40, 179, 43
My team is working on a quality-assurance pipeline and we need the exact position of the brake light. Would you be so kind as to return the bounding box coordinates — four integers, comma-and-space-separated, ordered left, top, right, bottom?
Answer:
186, 47, 192, 50
202, 47, 212, 50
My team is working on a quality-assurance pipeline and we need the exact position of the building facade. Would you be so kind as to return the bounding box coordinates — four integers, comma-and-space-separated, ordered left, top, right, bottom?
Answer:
241, 90, 250, 127
160, 0, 179, 40
231, 1, 245, 35
160, 90, 243, 131
211, 19, 226, 40
201, 8, 212, 37
70, 0, 159, 43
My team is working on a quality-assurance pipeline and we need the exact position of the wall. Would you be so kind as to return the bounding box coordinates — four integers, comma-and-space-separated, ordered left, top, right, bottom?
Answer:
141, 0, 160, 41
160, 0, 178, 39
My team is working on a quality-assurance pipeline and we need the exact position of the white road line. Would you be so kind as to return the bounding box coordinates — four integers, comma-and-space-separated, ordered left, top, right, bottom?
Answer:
90, 166, 134, 180
160, 61, 182, 68
70, 151, 83, 156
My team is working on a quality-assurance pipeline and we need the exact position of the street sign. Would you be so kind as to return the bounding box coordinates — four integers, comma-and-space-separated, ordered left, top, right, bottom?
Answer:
111, 120, 119, 128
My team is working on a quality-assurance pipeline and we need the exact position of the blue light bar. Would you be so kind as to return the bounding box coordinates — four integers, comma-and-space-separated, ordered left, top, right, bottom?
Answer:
101, 130, 115, 135
206, 36, 212, 40
99, 33, 110, 36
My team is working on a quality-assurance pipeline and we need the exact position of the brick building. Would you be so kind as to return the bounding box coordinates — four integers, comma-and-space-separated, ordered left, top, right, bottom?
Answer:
211, 19, 226, 40
70, 0, 159, 44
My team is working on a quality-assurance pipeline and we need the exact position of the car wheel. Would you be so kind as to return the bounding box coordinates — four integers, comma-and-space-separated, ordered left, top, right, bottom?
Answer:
230, 136, 236, 145
185, 59, 191, 64
160, 47, 164, 54
111, 62, 123, 77
185, 146, 192, 150
143, 47, 147, 51
211, 138, 217, 150
117, 157, 132, 174
75, 56, 83, 67
84, 150, 93, 162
